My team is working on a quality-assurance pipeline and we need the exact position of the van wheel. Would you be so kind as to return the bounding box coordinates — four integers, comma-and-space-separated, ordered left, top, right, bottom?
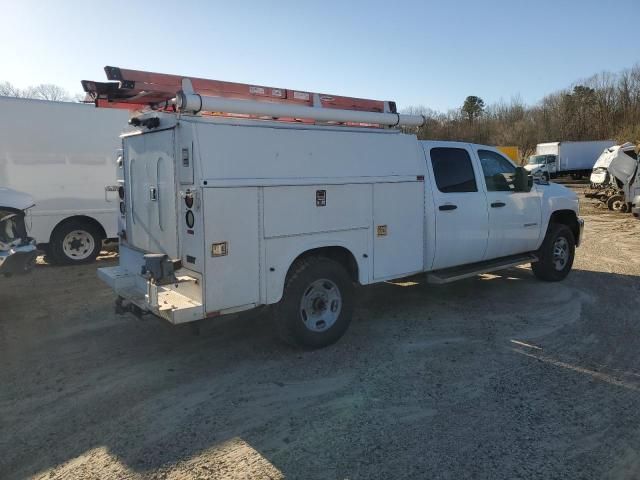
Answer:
274, 257, 354, 349
49, 221, 103, 265
531, 224, 575, 282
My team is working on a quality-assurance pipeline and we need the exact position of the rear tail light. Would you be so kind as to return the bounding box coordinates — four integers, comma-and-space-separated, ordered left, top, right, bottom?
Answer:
118, 186, 125, 200
185, 194, 194, 209
185, 210, 195, 228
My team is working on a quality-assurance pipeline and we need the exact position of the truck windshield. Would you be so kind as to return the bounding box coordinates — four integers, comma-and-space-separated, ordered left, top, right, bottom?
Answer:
528, 155, 547, 165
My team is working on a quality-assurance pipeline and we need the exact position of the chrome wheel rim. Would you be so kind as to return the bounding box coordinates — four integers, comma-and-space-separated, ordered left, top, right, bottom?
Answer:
552, 236, 569, 271
299, 278, 342, 332
62, 230, 95, 260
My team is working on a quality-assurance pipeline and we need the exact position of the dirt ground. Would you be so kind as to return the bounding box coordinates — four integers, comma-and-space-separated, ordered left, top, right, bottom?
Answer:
2, 182, 640, 480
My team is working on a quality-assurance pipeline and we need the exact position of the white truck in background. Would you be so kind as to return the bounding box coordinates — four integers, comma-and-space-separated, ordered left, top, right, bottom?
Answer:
0, 187, 39, 276
86, 68, 584, 349
0, 96, 129, 264
525, 140, 615, 181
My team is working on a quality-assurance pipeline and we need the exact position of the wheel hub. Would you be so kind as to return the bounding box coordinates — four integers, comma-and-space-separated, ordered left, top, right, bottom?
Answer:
62, 230, 95, 260
552, 236, 569, 271
300, 279, 342, 333
69, 237, 85, 251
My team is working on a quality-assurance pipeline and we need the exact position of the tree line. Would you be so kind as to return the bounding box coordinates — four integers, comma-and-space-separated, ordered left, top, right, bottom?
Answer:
0, 81, 77, 102
407, 64, 640, 161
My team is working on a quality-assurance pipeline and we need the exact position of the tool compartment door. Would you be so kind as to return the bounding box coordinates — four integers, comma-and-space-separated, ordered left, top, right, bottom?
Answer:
203, 187, 260, 312
124, 130, 178, 257
373, 182, 424, 279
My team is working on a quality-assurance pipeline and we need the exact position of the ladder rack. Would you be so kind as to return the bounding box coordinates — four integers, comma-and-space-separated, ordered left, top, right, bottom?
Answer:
81, 66, 425, 128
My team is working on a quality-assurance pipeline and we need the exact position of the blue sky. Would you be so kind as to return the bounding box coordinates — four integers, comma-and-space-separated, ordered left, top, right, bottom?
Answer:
1, 0, 638, 112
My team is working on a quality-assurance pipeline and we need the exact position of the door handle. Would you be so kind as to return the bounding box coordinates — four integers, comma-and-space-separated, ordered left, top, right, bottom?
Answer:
439, 204, 457, 211
491, 201, 506, 208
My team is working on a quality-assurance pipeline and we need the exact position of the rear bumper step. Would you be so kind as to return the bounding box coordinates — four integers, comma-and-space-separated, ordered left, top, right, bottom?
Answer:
98, 266, 204, 324
427, 253, 538, 284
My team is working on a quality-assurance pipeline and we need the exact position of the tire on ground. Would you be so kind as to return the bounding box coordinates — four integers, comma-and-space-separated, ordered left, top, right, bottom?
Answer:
49, 220, 103, 265
531, 223, 575, 282
273, 256, 354, 349
607, 195, 624, 211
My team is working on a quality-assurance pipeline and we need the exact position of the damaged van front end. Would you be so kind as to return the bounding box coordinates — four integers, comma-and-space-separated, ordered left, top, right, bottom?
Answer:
0, 188, 39, 276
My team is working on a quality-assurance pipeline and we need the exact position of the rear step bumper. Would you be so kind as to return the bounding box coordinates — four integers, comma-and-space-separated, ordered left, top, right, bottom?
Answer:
427, 253, 538, 284
98, 266, 204, 324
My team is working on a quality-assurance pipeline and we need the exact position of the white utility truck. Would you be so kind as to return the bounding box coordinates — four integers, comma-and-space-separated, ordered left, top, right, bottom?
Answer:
0, 187, 39, 276
85, 67, 583, 348
0, 96, 129, 264
525, 140, 614, 181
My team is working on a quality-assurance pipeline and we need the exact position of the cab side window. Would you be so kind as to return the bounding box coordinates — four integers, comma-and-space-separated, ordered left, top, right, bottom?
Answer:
430, 148, 477, 193
478, 150, 516, 192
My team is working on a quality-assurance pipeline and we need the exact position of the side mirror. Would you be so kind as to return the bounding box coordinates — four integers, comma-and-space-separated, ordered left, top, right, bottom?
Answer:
514, 167, 532, 192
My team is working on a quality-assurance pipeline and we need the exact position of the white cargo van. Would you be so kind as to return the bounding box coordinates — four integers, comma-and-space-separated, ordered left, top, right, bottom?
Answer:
0, 96, 128, 264
85, 69, 583, 348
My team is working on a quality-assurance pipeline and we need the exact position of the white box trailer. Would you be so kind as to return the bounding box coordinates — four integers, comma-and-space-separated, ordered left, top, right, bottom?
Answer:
0, 96, 129, 264
525, 140, 614, 180
85, 68, 583, 348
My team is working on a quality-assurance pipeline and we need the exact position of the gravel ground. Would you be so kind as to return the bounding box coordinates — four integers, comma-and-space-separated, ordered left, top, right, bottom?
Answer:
2, 182, 640, 480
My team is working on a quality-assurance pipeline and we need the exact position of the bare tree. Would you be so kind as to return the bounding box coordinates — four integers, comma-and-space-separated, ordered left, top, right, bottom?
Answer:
0, 81, 74, 101
28, 84, 71, 102
0, 81, 25, 97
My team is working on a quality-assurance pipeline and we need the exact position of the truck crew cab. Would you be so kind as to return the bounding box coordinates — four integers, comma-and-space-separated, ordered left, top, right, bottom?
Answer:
85, 67, 583, 349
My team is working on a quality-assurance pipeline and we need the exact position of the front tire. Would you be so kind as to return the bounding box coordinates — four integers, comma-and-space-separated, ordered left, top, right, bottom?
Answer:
274, 256, 354, 349
49, 220, 103, 265
531, 224, 575, 282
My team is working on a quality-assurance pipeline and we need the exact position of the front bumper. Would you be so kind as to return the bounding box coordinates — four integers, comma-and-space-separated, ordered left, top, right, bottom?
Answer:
0, 242, 39, 275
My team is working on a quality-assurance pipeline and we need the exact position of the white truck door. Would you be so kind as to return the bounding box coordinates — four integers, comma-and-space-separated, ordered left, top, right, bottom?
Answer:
474, 148, 542, 258
425, 145, 489, 270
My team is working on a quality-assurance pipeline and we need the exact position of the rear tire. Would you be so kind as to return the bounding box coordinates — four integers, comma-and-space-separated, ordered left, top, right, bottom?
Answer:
274, 256, 354, 349
49, 220, 103, 265
531, 223, 575, 282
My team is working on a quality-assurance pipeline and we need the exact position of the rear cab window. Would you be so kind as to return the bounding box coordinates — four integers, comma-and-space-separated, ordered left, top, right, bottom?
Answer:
430, 148, 477, 193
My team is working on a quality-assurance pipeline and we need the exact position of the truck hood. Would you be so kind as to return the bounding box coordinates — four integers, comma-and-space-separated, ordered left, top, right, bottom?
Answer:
0, 187, 35, 211
524, 164, 542, 172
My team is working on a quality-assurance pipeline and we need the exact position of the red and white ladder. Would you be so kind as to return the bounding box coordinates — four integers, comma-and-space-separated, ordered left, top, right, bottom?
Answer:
82, 66, 424, 128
